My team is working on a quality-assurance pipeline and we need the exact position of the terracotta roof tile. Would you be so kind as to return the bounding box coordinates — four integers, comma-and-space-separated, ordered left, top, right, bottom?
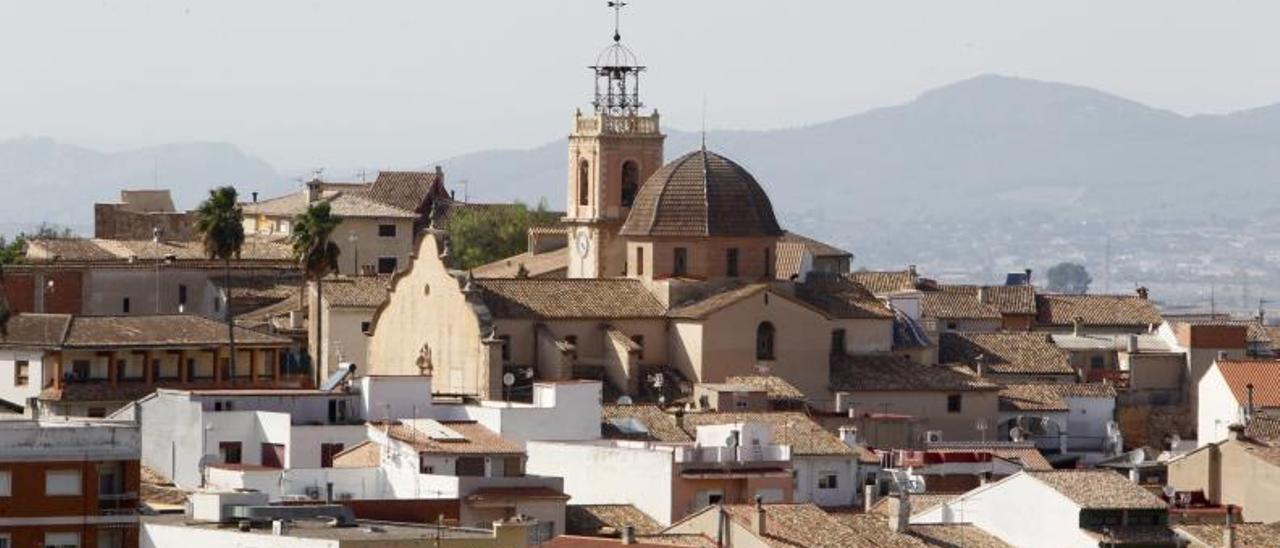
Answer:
1027, 470, 1167, 509
826, 513, 927, 547
620, 150, 783, 238
723, 375, 805, 401
566, 504, 664, 536
775, 232, 851, 279
909, 523, 1013, 547
667, 284, 772, 320
601, 404, 691, 443
1213, 359, 1280, 409
794, 277, 893, 319
830, 355, 1000, 393
475, 279, 665, 320
680, 411, 858, 457
364, 170, 446, 215
847, 270, 918, 295
999, 383, 1116, 412
62, 314, 291, 348
26, 236, 294, 263
1245, 416, 1280, 443
940, 332, 1075, 376
1177, 523, 1280, 547
920, 291, 1003, 321
384, 420, 524, 456
0, 313, 71, 347
939, 285, 1037, 316
1036, 294, 1163, 328
544, 536, 712, 548
322, 276, 391, 308
331, 440, 381, 468
472, 247, 569, 279
868, 493, 964, 517
717, 503, 882, 548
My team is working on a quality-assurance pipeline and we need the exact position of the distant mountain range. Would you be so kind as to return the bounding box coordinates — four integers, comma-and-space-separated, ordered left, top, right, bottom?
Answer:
436, 74, 1280, 223
8, 74, 1280, 239
0, 138, 284, 236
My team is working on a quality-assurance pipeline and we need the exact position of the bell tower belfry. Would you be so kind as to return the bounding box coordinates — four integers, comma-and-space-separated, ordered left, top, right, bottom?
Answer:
565, 1, 665, 279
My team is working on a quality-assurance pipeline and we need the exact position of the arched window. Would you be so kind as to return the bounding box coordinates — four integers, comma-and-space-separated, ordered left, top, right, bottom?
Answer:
756, 322, 776, 361
621, 160, 640, 207
578, 160, 591, 206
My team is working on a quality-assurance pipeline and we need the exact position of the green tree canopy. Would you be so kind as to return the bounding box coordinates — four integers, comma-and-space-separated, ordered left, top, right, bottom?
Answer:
1047, 262, 1092, 294
290, 201, 342, 385
447, 201, 557, 270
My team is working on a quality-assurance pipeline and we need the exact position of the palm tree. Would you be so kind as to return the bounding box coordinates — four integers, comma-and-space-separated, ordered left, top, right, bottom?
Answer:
194, 186, 246, 380
290, 201, 341, 387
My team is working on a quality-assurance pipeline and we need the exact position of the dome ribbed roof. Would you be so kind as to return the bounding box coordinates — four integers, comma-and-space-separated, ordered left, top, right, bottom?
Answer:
620, 149, 783, 238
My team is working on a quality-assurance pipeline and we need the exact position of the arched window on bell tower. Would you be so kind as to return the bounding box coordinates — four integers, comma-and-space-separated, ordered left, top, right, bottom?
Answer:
621, 160, 640, 207
578, 159, 591, 206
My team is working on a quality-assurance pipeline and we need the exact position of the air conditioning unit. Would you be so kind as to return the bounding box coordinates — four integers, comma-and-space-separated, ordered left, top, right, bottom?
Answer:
338, 492, 354, 501
924, 430, 944, 444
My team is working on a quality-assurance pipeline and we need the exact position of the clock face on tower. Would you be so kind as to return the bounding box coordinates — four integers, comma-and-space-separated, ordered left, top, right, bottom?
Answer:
575, 233, 591, 256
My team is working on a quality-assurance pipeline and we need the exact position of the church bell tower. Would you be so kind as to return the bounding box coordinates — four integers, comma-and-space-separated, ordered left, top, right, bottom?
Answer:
565, 1, 665, 279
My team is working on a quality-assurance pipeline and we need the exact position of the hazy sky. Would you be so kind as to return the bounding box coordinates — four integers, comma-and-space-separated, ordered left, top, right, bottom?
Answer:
3, 0, 1280, 173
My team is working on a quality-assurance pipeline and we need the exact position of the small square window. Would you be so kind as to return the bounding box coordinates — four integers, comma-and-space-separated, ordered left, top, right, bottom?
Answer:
673, 248, 688, 276
0, 469, 11, 497
946, 394, 962, 413
818, 471, 839, 489
44, 532, 80, 548
377, 257, 398, 274
361, 321, 372, 334
378, 224, 397, 237
14, 360, 29, 386
122, 298, 131, 314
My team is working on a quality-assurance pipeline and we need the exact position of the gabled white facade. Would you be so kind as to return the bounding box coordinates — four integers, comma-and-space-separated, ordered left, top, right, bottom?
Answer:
913, 473, 1099, 548
1198, 362, 1243, 446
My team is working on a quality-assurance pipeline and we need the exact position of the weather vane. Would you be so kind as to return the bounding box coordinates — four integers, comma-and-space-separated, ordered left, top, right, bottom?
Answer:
608, 1, 627, 43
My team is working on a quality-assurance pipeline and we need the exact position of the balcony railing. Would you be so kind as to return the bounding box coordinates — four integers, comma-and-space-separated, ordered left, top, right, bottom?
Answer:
574, 113, 660, 136
673, 444, 790, 464
99, 492, 139, 514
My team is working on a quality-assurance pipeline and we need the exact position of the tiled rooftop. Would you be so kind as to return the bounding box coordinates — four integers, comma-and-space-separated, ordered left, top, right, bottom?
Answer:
999, 383, 1117, 412
322, 275, 391, 308
384, 420, 524, 456
1036, 294, 1163, 328
794, 277, 894, 319
1027, 470, 1167, 509
1213, 359, 1280, 408
830, 354, 1000, 393
723, 375, 806, 401
475, 278, 666, 319
619, 149, 783, 238
938, 284, 1037, 316
1176, 523, 1280, 547
565, 504, 664, 536
847, 270, 918, 295
940, 331, 1076, 376
920, 291, 1003, 321
679, 411, 861, 458
601, 404, 691, 443
472, 247, 569, 279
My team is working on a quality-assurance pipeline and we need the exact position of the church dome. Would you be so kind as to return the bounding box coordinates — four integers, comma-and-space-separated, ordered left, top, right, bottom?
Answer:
620, 149, 784, 238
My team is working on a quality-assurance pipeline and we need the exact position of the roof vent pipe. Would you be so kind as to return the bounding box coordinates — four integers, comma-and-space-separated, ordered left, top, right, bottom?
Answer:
621, 525, 636, 545
1126, 335, 1139, 354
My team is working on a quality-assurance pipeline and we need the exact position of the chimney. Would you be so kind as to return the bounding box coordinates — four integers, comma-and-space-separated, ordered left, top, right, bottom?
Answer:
1227, 423, 1244, 441
1073, 317, 1083, 337
435, 165, 444, 182
1024, 268, 1033, 285
975, 354, 986, 378
1218, 350, 1230, 362
839, 426, 861, 447
621, 525, 636, 545
1126, 334, 1139, 354
1224, 505, 1236, 548
890, 494, 911, 533
307, 179, 322, 203
152, 226, 162, 243
252, 191, 259, 203
1246, 383, 1256, 423
752, 496, 766, 536
325, 482, 334, 503
1136, 286, 1149, 300
674, 408, 685, 433
976, 286, 988, 303
907, 265, 918, 284
863, 484, 878, 512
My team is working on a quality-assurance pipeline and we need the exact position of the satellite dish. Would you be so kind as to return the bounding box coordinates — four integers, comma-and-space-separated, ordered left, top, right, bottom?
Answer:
1162, 485, 1176, 498
502, 373, 515, 387
616, 396, 633, 406
1129, 451, 1146, 466
1170, 434, 1182, 449
1009, 427, 1024, 442
725, 433, 740, 448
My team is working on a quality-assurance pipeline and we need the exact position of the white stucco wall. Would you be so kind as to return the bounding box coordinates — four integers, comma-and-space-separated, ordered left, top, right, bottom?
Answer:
439, 382, 603, 445
792, 455, 859, 507
526, 441, 674, 525
0, 349, 45, 411
143, 522, 339, 548
1198, 365, 1240, 446
914, 473, 1096, 547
